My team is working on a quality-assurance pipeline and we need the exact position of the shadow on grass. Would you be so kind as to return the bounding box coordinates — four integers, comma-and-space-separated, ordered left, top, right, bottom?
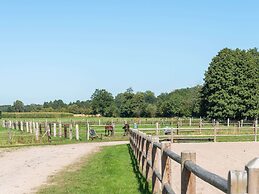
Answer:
127, 144, 152, 194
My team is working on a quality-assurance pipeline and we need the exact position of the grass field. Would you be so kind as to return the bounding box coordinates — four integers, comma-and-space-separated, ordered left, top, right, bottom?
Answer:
0, 116, 256, 147
37, 144, 151, 194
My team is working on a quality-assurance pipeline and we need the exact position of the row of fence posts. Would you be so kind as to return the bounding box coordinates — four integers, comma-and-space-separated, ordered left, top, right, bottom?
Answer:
130, 128, 259, 194
81, 118, 256, 127
154, 119, 258, 143
2, 120, 81, 142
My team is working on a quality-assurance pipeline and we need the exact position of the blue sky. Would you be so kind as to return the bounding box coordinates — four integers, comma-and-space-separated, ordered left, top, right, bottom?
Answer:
1, 1, 258, 105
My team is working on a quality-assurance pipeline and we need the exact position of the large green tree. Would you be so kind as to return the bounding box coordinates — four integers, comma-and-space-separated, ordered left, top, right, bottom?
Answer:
91, 89, 115, 117
13, 100, 25, 112
157, 86, 201, 117
201, 48, 259, 119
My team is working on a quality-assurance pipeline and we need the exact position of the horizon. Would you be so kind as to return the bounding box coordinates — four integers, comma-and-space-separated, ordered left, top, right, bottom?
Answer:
1, 1, 259, 105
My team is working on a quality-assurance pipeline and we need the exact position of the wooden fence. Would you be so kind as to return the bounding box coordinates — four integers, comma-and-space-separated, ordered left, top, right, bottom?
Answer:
1, 120, 120, 143
129, 128, 259, 194
137, 119, 258, 143
1, 120, 82, 144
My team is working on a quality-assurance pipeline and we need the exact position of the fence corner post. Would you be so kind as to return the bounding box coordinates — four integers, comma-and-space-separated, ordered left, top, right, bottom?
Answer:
245, 157, 259, 194
181, 151, 196, 194
227, 170, 247, 194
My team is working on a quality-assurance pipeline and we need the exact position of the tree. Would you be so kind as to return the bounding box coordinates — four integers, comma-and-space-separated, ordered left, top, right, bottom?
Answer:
115, 90, 135, 117
156, 86, 201, 117
91, 89, 115, 117
13, 100, 25, 112
201, 48, 259, 119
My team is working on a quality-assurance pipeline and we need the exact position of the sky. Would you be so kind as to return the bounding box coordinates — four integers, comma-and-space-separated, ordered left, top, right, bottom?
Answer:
1, 1, 259, 105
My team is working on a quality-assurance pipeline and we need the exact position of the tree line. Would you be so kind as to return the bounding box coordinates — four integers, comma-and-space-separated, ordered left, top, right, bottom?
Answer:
0, 48, 258, 119
0, 86, 202, 118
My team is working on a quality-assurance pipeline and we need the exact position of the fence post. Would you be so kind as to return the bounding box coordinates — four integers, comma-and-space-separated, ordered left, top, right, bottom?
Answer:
141, 134, 147, 173
76, 124, 79, 141
20, 121, 23, 131
136, 132, 139, 161
69, 123, 73, 140
139, 133, 144, 171
35, 122, 39, 141
161, 141, 173, 193
189, 118, 192, 127
86, 121, 90, 141
245, 157, 259, 194
59, 122, 62, 137
255, 119, 258, 142
8, 127, 11, 144
53, 123, 57, 137
39, 123, 42, 135
26, 122, 29, 133
181, 151, 196, 194
152, 136, 161, 193
227, 118, 230, 127
137, 132, 141, 164
227, 170, 247, 194
49, 123, 52, 135
146, 135, 153, 182
64, 125, 68, 138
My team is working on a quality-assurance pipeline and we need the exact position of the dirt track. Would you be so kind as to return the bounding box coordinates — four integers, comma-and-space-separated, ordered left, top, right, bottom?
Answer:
170, 142, 259, 194
0, 142, 258, 194
0, 141, 128, 194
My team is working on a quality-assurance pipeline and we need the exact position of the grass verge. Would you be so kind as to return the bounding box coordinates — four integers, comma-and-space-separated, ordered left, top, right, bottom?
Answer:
37, 144, 151, 194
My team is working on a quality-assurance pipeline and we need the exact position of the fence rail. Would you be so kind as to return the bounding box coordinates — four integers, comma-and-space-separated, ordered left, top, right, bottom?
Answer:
129, 128, 259, 194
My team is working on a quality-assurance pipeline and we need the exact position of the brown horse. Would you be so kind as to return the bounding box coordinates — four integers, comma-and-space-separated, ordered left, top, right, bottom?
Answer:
123, 124, 130, 136
105, 125, 114, 136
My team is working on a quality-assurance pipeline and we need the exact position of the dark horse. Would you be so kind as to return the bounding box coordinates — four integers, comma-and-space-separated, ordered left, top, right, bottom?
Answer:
123, 124, 130, 136
105, 125, 114, 136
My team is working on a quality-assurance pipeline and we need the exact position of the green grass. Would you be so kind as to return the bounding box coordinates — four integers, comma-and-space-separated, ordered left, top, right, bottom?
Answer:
0, 125, 129, 147
37, 144, 151, 194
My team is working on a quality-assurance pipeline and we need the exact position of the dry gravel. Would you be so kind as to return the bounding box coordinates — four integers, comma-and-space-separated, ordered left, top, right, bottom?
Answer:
0, 141, 128, 194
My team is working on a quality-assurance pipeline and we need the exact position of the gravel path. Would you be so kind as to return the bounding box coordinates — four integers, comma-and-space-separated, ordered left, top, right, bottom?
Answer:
0, 141, 128, 194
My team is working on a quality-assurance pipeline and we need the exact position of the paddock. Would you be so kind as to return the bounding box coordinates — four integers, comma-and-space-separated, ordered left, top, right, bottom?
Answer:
170, 142, 259, 193
130, 127, 259, 194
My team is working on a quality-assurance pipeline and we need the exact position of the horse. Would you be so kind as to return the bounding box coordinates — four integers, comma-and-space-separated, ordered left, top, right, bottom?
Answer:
123, 124, 130, 136
105, 125, 114, 136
